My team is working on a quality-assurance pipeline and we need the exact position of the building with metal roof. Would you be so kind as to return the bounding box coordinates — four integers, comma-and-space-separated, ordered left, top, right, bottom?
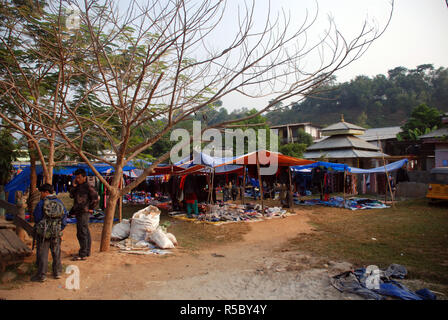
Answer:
303, 115, 387, 168
419, 113, 448, 168
359, 126, 402, 142
270, 122, 322, 144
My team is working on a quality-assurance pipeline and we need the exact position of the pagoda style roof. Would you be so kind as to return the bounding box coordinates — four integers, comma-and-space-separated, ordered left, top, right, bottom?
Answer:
304, 149, 387, 159
304, 114, 388, 159
321, 115, 366, 136
306, 135, 380, 152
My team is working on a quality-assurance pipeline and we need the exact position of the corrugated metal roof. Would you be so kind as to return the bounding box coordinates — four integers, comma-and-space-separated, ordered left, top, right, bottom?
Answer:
359, 126, 402, 141
306, 135, 380, 151
270, 122, 322, 129
322, 121, 366, 132
419, 128, 448, 139
304, 149, 387, 159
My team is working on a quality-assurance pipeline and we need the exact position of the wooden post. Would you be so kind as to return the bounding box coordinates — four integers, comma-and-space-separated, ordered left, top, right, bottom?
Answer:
208, 168, 215, 204
379, 144, 394, 208
288, 166, 294, 209
0, 185, 5, 218
15, 191, 26, 241
241, 165, 246, 205
118, 177, 123, 222
343, 169, 346, 205
207, 169, 211, 204
256, 153, 264, 211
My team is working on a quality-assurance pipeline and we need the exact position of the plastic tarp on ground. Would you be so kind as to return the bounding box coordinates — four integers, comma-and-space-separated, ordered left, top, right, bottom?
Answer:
331, 264, 436, 300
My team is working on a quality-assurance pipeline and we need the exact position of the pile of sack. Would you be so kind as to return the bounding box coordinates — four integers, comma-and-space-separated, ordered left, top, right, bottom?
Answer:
111, 205, 178, 249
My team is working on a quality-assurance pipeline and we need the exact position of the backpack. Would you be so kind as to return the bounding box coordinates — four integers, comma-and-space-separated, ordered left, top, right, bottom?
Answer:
35, 197, 65, 239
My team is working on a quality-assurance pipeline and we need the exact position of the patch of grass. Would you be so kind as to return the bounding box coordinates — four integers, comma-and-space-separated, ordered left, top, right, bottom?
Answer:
117, 204, 251, 253
167, 218, 250, 252
288, 199, 448, 288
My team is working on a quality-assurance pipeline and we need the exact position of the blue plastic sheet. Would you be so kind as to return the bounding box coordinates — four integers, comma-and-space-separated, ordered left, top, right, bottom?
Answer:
349, 159, 409, 174
292, 159, 409, 174
332, 265, 437, 300
292, 161, 349, 172
295, 197, 389, 210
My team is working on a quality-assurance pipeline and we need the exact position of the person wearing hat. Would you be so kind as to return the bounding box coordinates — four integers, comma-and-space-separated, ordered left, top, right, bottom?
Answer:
31, 183, 68, 282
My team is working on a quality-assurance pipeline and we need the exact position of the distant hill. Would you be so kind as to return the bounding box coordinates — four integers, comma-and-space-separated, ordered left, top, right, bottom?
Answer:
265, 64, 448, 128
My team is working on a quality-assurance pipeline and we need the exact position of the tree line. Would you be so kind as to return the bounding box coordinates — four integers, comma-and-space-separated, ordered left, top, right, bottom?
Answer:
265, 64, 448, 128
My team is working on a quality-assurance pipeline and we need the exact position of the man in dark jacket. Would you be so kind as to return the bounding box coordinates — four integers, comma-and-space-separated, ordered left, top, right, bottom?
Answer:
69, 169, 99, 261
31, 183, 68, 282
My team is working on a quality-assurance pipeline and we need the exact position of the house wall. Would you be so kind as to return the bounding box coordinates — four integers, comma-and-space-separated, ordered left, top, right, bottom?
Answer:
435, 144, 448, 167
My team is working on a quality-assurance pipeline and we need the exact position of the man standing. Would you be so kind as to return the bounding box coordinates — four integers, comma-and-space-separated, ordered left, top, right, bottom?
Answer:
31, 184, 68, 282
69, 169, 99, 261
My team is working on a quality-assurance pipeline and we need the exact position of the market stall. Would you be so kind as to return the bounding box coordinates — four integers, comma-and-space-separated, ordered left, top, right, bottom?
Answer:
165, 150, 315, 224
291, 159, 410, 209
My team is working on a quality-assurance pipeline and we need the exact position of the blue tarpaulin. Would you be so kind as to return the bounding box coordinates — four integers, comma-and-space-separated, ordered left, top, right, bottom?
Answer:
292, 161, 349, 172
292, 159, 408, 174
5, 163, 138, 204
349, 159, 408, 174
174, 151, 243, 174
332, 265, 437, 300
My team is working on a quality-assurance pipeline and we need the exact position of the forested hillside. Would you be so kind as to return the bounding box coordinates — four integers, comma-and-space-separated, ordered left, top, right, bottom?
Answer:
265, 64, 448, 128
143, 64, 448, 158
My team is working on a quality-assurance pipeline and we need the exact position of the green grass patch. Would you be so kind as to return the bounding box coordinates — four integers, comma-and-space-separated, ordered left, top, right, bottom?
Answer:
289, 199, 448, 286
118, 204, 251, 253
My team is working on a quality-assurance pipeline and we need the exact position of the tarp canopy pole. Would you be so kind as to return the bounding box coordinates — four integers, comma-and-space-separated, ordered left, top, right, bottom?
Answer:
118, 177, 123, 222
381, 149, 396, 209
256, 152, 264, 211
241, 165, 246, 205
343, 169, 347, 205
288, 166, 294, 209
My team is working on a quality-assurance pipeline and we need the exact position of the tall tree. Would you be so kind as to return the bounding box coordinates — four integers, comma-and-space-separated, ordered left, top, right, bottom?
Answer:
0, 0, 394, 251
398, 104, 442, 140
0, 128, 16, 186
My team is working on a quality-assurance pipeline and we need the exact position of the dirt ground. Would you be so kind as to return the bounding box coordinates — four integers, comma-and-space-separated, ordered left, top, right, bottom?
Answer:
0, 207, 366, 300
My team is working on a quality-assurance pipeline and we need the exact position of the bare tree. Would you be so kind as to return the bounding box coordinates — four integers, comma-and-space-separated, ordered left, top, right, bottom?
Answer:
0, 0, 394, 251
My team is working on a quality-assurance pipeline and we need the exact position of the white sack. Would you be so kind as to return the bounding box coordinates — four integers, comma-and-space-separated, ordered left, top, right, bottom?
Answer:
129, 205, 161, 241
111, 219, 130, 240
147, 227, 175, 249
165, 232, 178, 246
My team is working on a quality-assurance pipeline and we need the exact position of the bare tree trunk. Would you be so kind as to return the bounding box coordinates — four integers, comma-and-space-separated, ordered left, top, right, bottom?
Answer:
27, 151, 40, 222
15, 191, 26, 241
99, 169, 122, 252
47, 138, 55, 184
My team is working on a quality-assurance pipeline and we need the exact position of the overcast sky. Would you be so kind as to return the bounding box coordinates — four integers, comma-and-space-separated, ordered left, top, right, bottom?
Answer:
220, 0, 448, 111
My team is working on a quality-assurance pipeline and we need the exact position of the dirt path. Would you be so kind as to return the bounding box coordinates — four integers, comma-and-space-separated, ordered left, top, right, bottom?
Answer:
0, 210, 360, 300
